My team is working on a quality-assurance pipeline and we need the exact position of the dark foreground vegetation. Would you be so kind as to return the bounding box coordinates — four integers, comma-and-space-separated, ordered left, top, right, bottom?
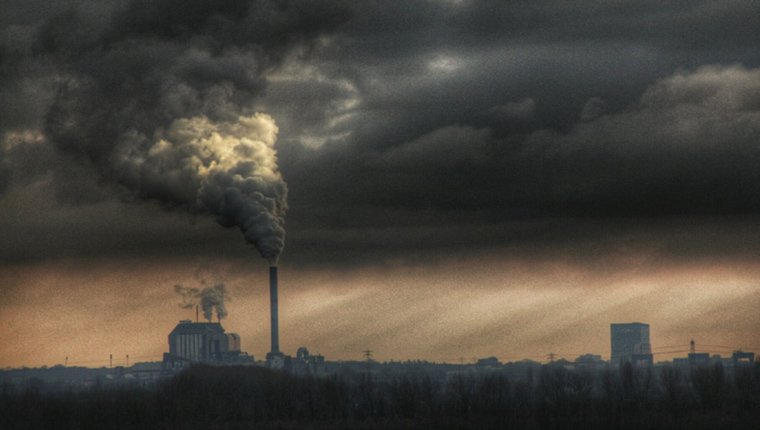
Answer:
2, 362, 760, 430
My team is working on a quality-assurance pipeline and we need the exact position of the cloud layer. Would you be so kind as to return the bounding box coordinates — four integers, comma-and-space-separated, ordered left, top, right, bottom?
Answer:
2, 1, 760, 265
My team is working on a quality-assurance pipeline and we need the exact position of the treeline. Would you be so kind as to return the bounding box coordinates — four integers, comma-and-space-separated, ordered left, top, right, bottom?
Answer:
2, 362, 759, 429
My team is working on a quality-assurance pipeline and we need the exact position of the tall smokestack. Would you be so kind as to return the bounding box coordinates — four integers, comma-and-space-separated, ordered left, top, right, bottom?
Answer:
269, 266, 280, 355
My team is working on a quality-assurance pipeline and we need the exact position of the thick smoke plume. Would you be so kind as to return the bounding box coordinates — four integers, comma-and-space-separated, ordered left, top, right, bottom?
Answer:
4, 0, 349, 262
175, 283, 228, 322
116, 114, 287, 262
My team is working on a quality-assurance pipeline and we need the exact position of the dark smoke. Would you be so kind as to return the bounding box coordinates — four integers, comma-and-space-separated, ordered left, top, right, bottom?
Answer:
12, 0, 351, 263
174, 283, 228, 322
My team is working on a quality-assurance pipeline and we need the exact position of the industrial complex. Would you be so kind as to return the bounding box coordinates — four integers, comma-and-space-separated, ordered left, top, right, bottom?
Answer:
159, 265, 325, 375
1, 263, 755, 387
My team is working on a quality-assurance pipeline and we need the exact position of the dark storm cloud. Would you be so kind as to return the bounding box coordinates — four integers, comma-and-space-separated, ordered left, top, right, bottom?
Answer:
264, 1, 760, 263
282, 0, 760, 146
329, 1, 760, 59
0, 0, 352, 263
2, 1, 760, 265
283, 64, 760, 222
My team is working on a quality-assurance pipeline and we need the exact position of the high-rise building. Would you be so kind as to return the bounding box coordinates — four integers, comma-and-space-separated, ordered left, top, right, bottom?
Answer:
610, 322, 652, 365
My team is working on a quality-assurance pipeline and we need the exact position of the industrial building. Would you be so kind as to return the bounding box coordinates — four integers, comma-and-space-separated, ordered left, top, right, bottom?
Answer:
163, 320, 253, 369
610, 322, 653, 365
287, 347, 326, 375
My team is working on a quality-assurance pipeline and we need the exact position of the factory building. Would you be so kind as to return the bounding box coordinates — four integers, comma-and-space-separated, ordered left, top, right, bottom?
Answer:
287, 347, 326, 375
163, 320, 252, 369
611, 322, 653, 365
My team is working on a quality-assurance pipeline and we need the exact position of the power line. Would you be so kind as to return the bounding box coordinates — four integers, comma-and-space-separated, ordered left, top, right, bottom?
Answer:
700, 344, 744, 350
362, 350, 373, 374
64, 354, 163, 366
651, 350, 689, 356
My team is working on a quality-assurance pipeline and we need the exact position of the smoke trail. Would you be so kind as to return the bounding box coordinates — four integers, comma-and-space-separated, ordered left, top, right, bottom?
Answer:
174, 284, 199, 310
114, 114, 288, 262
199, 283, 228, 321
174, 283, 228, 321
26, 1, 350, 262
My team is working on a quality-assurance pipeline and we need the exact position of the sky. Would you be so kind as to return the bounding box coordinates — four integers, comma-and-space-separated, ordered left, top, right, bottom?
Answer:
2, 0, 760, 367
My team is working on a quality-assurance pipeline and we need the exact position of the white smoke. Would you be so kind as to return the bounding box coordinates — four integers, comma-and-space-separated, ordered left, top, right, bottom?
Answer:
114, 114, 287, 262
175, 283, 229, 322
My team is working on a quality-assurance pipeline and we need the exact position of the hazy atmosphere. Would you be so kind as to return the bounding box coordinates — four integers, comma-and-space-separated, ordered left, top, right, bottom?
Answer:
2, 0, 760, 368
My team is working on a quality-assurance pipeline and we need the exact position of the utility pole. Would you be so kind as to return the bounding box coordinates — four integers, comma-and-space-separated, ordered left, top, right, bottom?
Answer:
363, 350, 373, 374
109, 354, 113, 368
548, 352, 556, 363
126, 354, 130, 367
64, 356, 68, 367
690, 339, 696, 354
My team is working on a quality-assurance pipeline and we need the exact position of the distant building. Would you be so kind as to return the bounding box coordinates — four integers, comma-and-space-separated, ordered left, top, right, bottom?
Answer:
611, 322, 652, 365
476, 357, 501, 367
122, 362, 164, 383
575, 354, 604, 366
163, 320, 253, 369
287, 347, 326, 375
688, 353, 710, 367
732, 351, 755, 367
